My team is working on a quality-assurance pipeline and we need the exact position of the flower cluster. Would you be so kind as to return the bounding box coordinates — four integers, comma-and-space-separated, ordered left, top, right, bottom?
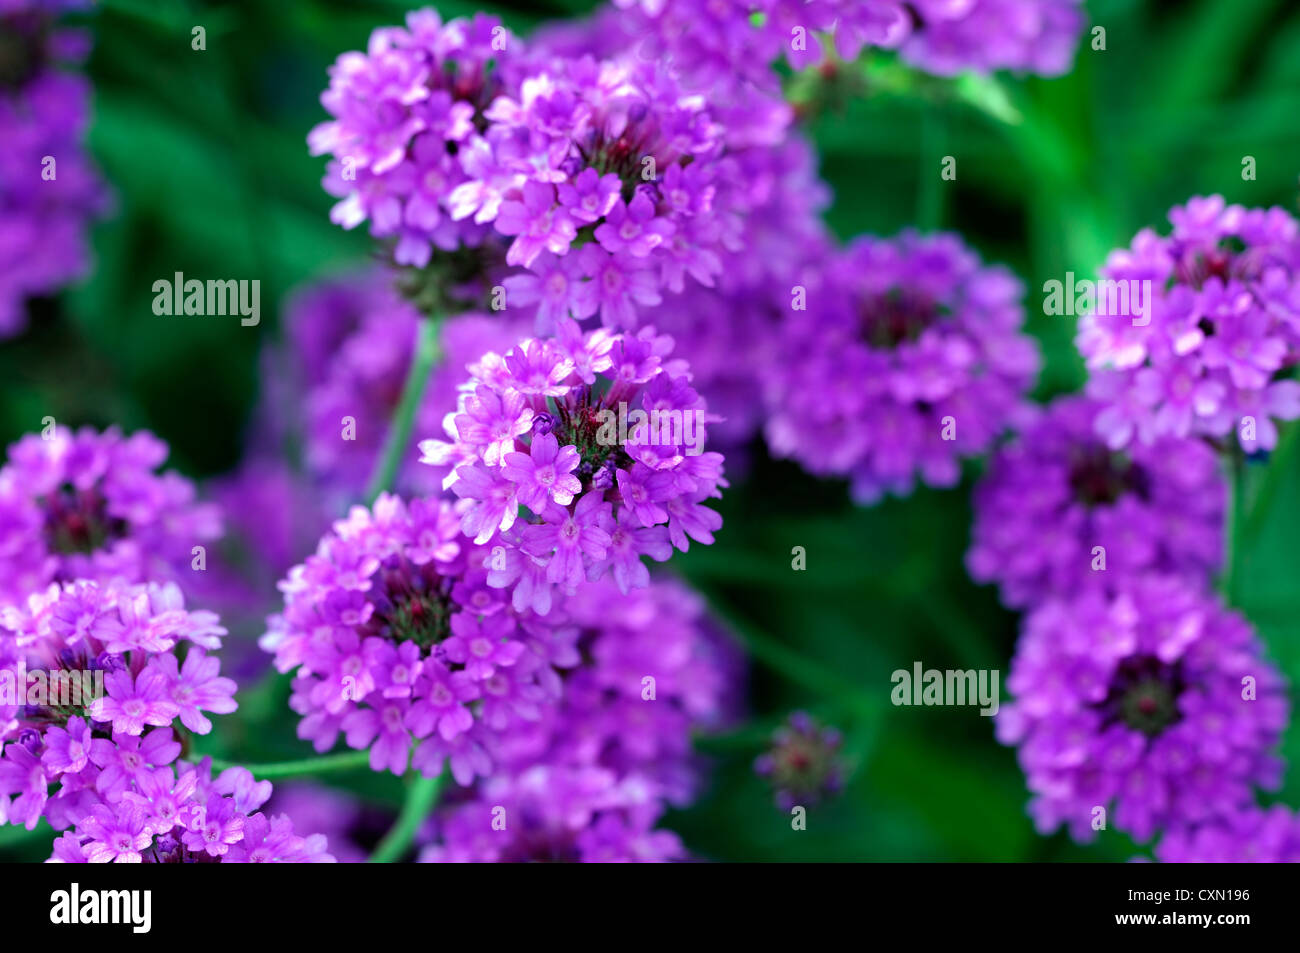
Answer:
50, 760, 335, 863
418, 576, 740, 862
600, 0, 1085, 87
309, 10, 516, 267
1154, 805, 1300, 863
754, 711, 845, 811
0, 578, 321, 862
968, 395, 1224, 609
995, 576, 1288, 843
420, 323, 725, 611
0, 0, 109, 337
764, 230, 1040, 503
0, 427, 222, 608
1078, 196, 1300, 452
310, 7, 791, 331
261, 493, 575, 786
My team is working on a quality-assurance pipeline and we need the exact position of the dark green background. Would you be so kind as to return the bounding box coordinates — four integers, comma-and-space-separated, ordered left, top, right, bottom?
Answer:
4, 0, 1300, 861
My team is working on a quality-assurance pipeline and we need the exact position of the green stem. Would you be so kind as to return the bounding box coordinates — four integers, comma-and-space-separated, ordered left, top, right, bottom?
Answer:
369, 772, 444, 864
206, 749, 373, 780
916, 111, 945, 231
1221, 450, 1246, 606
364, 316, 442, 505
1243, 423, 1298, 544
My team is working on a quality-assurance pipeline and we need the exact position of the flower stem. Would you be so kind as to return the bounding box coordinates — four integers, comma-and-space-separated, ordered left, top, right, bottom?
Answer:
1221, 450, 1246, 606
206, 749, 373, 780
364, 315, 442, 505
369, 772, 445, 864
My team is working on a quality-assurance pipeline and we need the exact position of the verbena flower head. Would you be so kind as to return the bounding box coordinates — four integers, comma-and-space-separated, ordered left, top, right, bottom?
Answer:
308, 9, 515, 266
602, 0, 1084, 85
764, 230, 1039, 503
754, 711, 845, 811
310, 9, 788, 331
420, 322, 725, 611
1155, 805, 1300, 863
1077, 196, 1300, 452
261, 493, 575, 787
0, 0, 110, 337
968, 395, 1224, 609
996, 575, 1289, 844
0, 427, 222, 607
0, 579, 236, 834
419, 576, 740, 862
50, 760, 335, 863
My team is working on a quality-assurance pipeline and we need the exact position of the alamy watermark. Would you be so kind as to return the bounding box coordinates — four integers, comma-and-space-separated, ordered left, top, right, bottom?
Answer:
592, 401, 706, 456
1043, 272, 1152, 326
0, 663, 103, 707
891, 662, 999, 716
152, 272, 260, 326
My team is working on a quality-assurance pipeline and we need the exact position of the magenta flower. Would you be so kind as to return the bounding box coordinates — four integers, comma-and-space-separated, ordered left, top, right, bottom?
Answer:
502, 432, 582, 512
1078, 196, 1300, 452
424, 324, 724, 609
495, 182, 579, 267
80, 804, 153, 863
90, 668, 181, 735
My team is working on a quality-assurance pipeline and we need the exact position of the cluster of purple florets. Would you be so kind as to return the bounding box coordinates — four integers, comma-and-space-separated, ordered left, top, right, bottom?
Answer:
765, 231, 1040, 502
1079, 196, 1300, 452
417, 577, 739, 861
0, 426, 222, 606
0, 0, 108, 337
0, 578, 331, 862
603, 0, 1085, 87
262, 493, 579, 785
420, 323, 725, 609
971, 197, 1300, 862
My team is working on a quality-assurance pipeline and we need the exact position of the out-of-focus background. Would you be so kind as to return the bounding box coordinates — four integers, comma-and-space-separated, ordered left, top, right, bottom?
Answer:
4, 0, 1300, 861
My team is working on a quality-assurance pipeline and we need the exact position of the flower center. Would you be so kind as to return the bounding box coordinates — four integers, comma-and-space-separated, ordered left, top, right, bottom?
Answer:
1067, 445, 1148, 506
1096, 655, 1185, 738
40, 483, 128, 557
0, 15, 45, 90
858, 289, 945, 350
364, 557, 456, 650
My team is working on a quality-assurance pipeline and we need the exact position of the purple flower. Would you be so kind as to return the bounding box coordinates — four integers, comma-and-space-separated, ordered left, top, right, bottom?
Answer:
150, 650, 238, 734
262, 494, 571, 784
80, 803, 152, 863
422, 323, 724, 609
1156, 805, 1300, 863
418, 576, 741, 862
968, 395, 1224, 608
557, 168, 620, 224
1078, 196, 1300, 452
594, 193, 675, 258
0, 2, 110, 337
502, 432, 582, 513
997, 576, 1289, 843
41, 716, 93, 774
763, 230, 1039, 502
90, 668, 180, 735
524, 495, 613, 590
495, 182, 578, 267
0, 427, 222, 606
181, 794, 246, 858
754, 712, 845, 811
